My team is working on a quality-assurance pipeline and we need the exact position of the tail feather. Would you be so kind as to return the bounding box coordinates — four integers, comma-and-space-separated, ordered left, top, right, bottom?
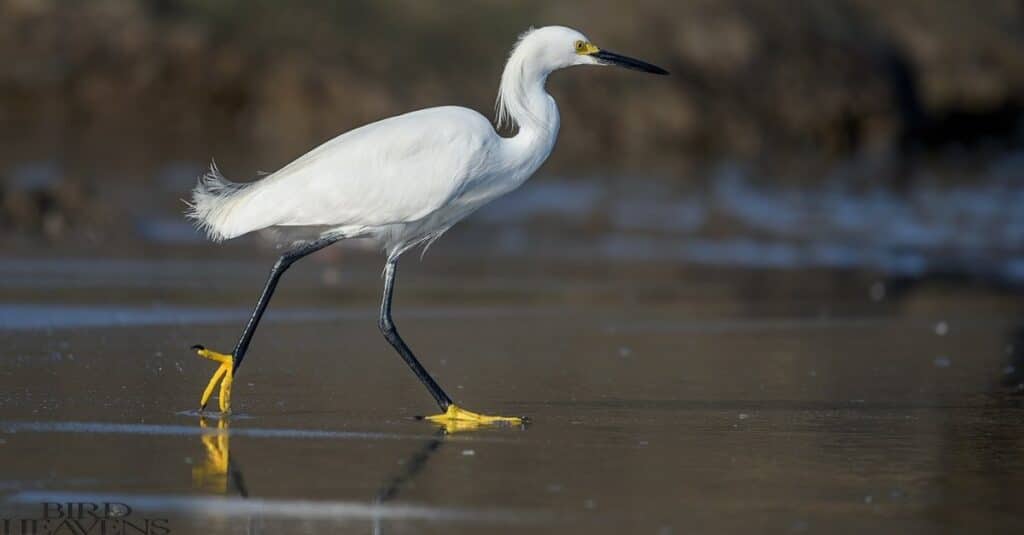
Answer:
185, 161, 253, 242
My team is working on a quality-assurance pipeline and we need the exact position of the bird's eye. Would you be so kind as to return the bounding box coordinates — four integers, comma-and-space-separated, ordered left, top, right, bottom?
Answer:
574, 40, 587, 52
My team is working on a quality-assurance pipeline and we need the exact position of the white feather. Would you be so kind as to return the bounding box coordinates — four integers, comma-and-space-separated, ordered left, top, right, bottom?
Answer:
187, 26, 594, 258
184, 161, 253, 242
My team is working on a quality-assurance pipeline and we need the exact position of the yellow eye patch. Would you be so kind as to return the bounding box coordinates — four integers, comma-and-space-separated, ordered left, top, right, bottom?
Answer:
574, 40, 599, 55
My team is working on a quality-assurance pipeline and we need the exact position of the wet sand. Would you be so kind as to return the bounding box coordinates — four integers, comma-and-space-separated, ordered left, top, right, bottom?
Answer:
1, 251, 1023, 533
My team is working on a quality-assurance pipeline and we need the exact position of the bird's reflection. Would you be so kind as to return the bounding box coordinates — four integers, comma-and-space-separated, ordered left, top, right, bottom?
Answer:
427, 417, 526, 434
188, 416, 515, 534
371, 427, 448, 535
375, 428, 447, 503
192, 417, 248, 497
189, 416, 510, 497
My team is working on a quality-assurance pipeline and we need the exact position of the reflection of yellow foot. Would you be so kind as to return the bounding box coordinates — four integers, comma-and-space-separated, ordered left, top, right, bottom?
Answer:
424, 404, 525, 433
193, 345, 233, 414
192, 417, 229, 493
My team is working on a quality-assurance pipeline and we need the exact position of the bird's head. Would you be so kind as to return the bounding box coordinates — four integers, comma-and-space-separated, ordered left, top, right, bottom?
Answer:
517, 26, 668, 76
496, 26, 668, 129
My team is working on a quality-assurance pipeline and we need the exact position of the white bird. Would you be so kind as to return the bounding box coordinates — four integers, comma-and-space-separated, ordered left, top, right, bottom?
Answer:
186, 25, 668, 426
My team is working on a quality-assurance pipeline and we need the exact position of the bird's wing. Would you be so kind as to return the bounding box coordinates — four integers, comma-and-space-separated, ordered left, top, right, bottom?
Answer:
229, 106, 498, 235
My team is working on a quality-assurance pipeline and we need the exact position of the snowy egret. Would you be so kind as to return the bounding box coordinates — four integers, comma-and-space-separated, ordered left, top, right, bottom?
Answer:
186, 25, 667, 425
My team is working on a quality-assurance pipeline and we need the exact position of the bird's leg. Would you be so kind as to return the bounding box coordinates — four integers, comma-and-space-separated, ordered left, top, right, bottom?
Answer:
193, 236, 339, 414
378, 259, 524, 428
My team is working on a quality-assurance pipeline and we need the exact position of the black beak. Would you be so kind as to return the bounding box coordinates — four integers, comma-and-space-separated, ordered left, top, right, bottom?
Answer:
592, 49, 669, 75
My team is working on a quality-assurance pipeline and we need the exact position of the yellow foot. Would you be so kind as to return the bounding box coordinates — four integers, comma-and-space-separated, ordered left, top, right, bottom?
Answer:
424, 404, 525, 433
193, 345, 234, 414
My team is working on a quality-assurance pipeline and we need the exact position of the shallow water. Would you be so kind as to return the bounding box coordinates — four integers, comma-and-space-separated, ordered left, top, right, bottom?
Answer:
0, 254, 1022, 533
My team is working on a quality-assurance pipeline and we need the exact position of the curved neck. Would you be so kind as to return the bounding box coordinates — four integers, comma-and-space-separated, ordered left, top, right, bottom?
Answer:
495, 45, 560, 173
496, 42, 560, 138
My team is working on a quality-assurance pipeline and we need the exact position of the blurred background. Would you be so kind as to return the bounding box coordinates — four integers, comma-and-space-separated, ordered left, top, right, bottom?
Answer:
0, 0, 1021, 287
2, 3, 1024, 531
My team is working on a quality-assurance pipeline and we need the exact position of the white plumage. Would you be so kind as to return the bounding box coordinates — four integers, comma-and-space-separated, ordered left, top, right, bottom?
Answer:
187, 25, 667, 261
190, 106, 510, 254
187, 26, 588, 259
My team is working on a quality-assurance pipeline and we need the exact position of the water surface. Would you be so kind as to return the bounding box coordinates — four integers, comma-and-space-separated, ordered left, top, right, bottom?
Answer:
0, 256, 1022, 533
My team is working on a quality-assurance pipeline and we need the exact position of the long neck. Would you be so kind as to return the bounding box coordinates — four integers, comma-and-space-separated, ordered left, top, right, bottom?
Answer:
495, 46, 560, 172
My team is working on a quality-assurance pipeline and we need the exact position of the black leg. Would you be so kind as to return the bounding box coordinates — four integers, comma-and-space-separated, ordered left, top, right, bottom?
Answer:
196, 234, 344, 412
231, 236, 339, 372
378, 259, 453, 411
194, 236, 341, 413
